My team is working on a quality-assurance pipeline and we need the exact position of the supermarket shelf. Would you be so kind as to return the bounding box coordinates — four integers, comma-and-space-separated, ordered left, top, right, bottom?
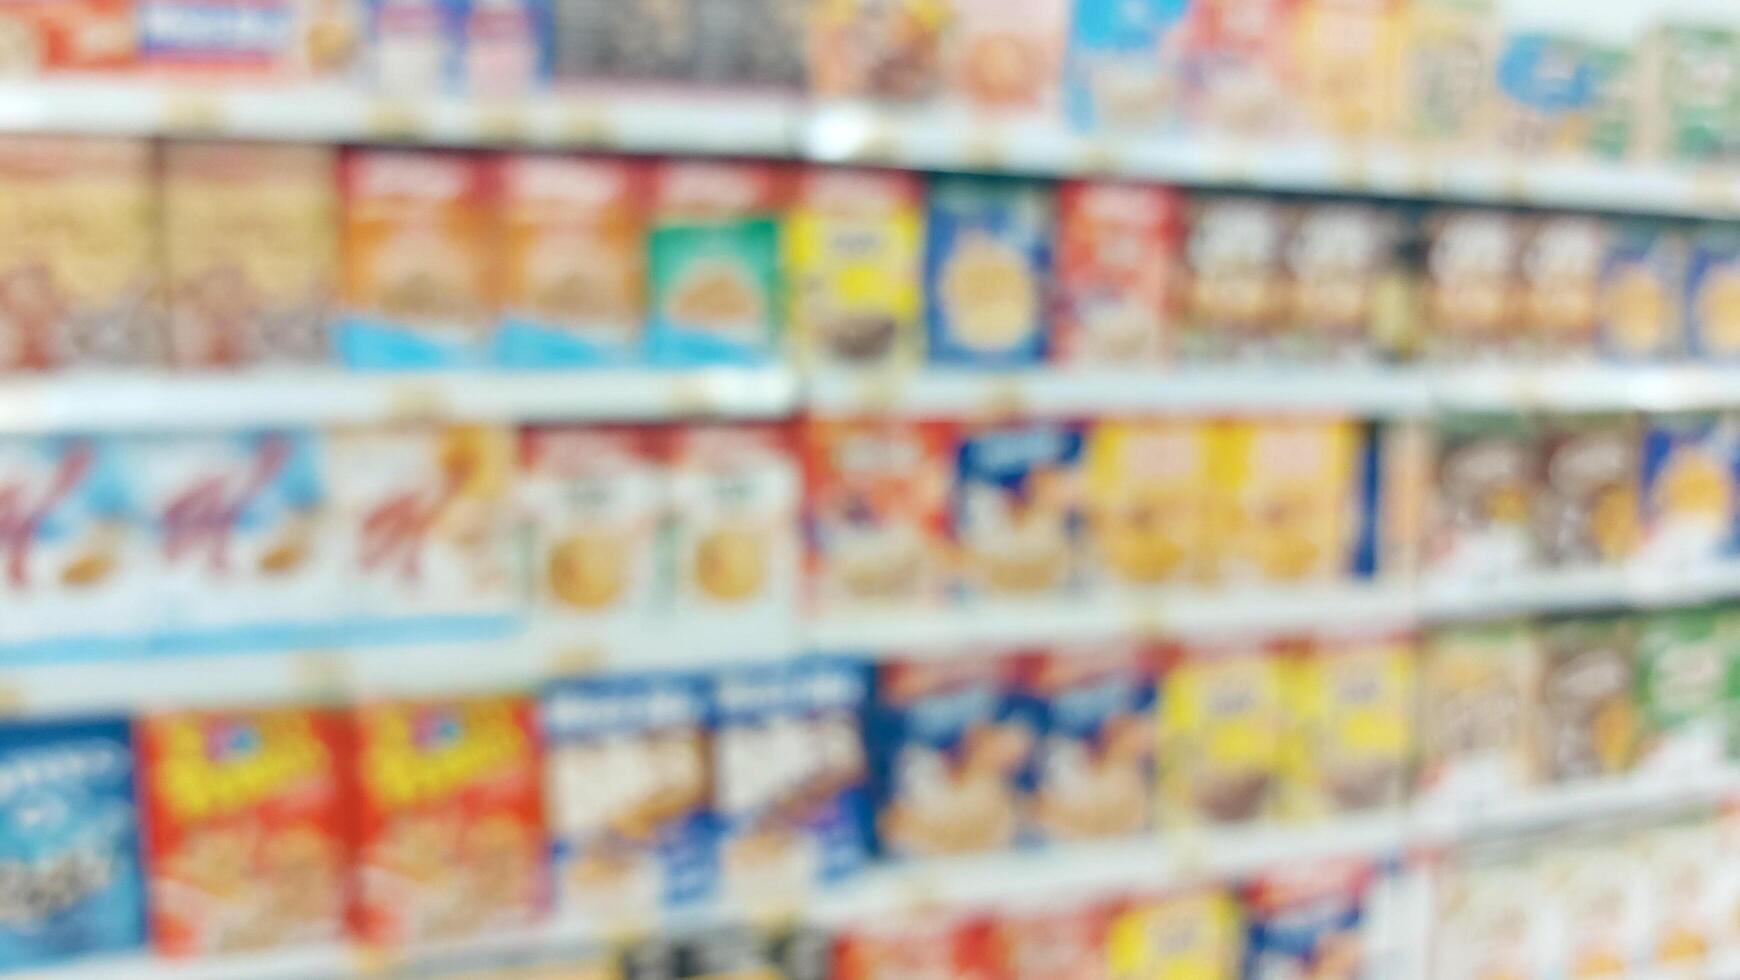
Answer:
16, 945, 353, 980
1411, 769, 1740, 844
1425, 561, 1740, 621
1429, 363, 1740, 414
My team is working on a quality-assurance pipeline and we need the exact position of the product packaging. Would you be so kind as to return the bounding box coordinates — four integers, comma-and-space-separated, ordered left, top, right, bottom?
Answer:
1423, 414, 1538, 586
1535, 615, 1637, 782
786, 167, 924, 369
668, 425, 800, 624
1083, 420, 1213, 590
1637, 413, 1734, 570
1280, 632, 1413, 819
1052, 180, 1182, 364
923, 176, 1054, 367
1023, 642, 1159, 843
1213, 418, 1360, 586
1157, 640, 1287, 827
953, 422, 1086, 599
1533, 415, 1640, 569
1415, 622, 1539, 809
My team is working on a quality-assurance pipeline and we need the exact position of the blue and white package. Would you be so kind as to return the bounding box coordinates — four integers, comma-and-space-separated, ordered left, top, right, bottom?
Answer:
711, 657, 871, 900
1241, 859, 1374, 979
0, 717, 145, 971
924, 176, 1054, 367
953, 422, 1086, 599
1063, 0, 1188, 131
542, 672, 716, 915
1022, 643, 1158, 844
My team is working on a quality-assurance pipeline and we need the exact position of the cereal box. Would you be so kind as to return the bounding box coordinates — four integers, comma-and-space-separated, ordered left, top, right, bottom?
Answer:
543, 672, 713, 915
1638, 413, 1734, 571
1423, 208, 1525, 361
668, 425, 800, 622
1684, 224, 1740, 361
1542, 826, 1641, 979
923, 176, 1054, 367
833, 915, 998, 980
1063, 0, 1189, 131
712, 658, 871, 901
454, 0, 550, 94
1396, 0, 1495, 147
1184, 195, 1291, 361
1522, 213, 1608, 358
1105, 889, 1243, 980
1241, 859, 1373, 979
1643, 24, 1739, 163
364, 0, 456, 91
1024, 643, 1158, 843
648, 160, 787, 366
1597, 219, 1684, 361
552, 0, 697, 84
137, 0, 357, 73
1533, 415, 1640, 569
0, 435, 144, 651
1634, 607, 1740, 775
1638, 817, 1724, 967
871, 656, 1038, 858
350, 696, 545, 945
1415, 622, 1539, 809
0, 0, 132, 70
1157, 640, 1286, 827
495, 155, 645, 367
1280, 633, 1413, 819
1423, 414, 1538, 586
338, 149, 497, 369
137, 707, 346, 957
953, 422, 1085, 599
329, 425, 516, 625
993, 900, 1117, 980
162, 143, 339, 368
1292, 0, 1401, 139
0, 137, 161, 371
1213, 418, 1360, 586
1431, 840, 1544, 980
693, 0, 806, 89
805, 0, 947, 101
1175, 0, 1300, 132
1583, 43, 1636, 160
804, 418, 952, 608
0, 716, 145, 971
1052, 181, 1182, 365
949, 0, 1070, 111
1083, 420, 1212, 590
1535, 615, 1637, 782
786, 168, 924, 369
1492, 32, 1605, 155
1285, 202, 1409, 361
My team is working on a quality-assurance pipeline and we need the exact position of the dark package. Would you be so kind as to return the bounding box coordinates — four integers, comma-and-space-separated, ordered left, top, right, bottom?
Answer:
1533, 415, 1641, 569
1536, 615, 1637, 782
554, 0, 699, 83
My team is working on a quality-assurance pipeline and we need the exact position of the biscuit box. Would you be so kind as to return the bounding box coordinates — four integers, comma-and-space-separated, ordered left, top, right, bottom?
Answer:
0, 716, 145, 971
1157, 640, 1287, 827
1535, 615, 1637, 783
1634, 607, 1740, 775
0, 435, 145, 652
338, 149, 498, 369
1415, 622, 1539, 810
711, 658, 871, 900
1083, 420, 1213, 590
0, 0, 132, 70
162, 142, 340, 368
1598, 219, 1685, 361
1279, 632, 1413, 820
993, 900, 1118, 980
647, 160, 787, 366
953, 422, 1085, 599
1396, 0, 1495, 147
923, 176, 1054, 367
1063, 0, 1189, 131
1521, 213, 1608, 359
1284, 201, 1409, 362
136, 707, 347, 957
1241, 859, 1374, 979
1638, 413, 1735, 571
805, 0, 947, 102
136, 0, 357, 73
1104, 888, 1243, 980
1683, 224, 1740, 361
551, 0, 698, 84
1422, 208, 1525, 361
0, 137, 162, 371
542, 672, 714, 915
1184, 195, 1292, 362
668, 425, 800, 625
803, 418, 952, 609
1492, 32, 1603, 155
948, 0, 1070, 111
349, 696, 545, 945
1533, 415, 1641, 569
785, 167, 924, 369
1213, 418, 1361, 586
871, 655, 1039, 859
1292, 0, 1401, 139
1423, 413, 1538, 586
494, 155, 645, 368
1052, 181, 1183, 365
832, 914, 999, 980
1022, 642, 1158, 844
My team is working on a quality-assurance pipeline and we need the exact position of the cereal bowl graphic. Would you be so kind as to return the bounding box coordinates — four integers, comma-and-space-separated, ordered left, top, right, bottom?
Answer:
940, 233, 1039, 352
665, 259, 763, 332
1696, 266, 1740, 355
693, 523, 768, 602
881, 722, 1033, 856
547, 532, 629, 610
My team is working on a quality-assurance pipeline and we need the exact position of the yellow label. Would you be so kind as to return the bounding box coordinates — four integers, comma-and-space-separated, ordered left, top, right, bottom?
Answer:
361, 700, 528, 808
155, 712, 330, 822
557, 105, 616, 145
1211, 419, 1358, 585
1087, 421, 1214, 587
364, 100, 429, 141
784, 181, 922, 368
1106, 892, 1241, 980
384, 380, 451, 424
1280, 638, 1414, 819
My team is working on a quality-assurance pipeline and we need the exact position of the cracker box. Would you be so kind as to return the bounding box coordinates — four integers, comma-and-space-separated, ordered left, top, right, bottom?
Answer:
350, 696, 545, 945
1522, 213, 1608, 359
786, 167, 924, 369
1533, 415, 1641, 569
1535, 615, 1637, 782
542, 672, 714, 915
1062, 0, 1189, 131
1286, 201, 1411, 362
1157, 640, 1287, 827
517, 426, 663, 628
1684, 224, 1740, 361
1024, 642, 1158, 843
551, 0, 697, 84
1184, 195, 1291, 362
1213, 418, 1360, 586
1415, 622, 1539, 809
328, 425, 516, 625
647, 160, 787, 366
0, 0, 132, 70
953, 422, 1085, 599
162, 142, 339, 368
1175, 0, 1300, 133
1423, 414, 1538, 586
494, 155, 645, 367
0, 137, 162, 371
1280, 633, 1413, 819
0, 716, 145, 971
1104, 889, 1243, 980
993, 900, 1118, 980
1644, 25, 1739, 163
1083, 420, 1213, 590
712, 658, 871, 901
1597, 219, 1685, 361
1292, 0, 1401, 139
1423, 208, 1525, 361
1241, 859, 1373, 979
1053, 181, 1182, 365
923, 176, 1054, 367
338, 149, 498, 369
1638, 413, 1734, 571
1634, 607, 1740, 775
871, 656, 1038, 859
668, 425, 799, 623
804, 418, 953, 608
137, 0, 357, 73
0, 435, 145, 651
137, 707, 347, 957
832, 915, 998, 980
1395, 0, 1494, 147
949, 0, 1070, 111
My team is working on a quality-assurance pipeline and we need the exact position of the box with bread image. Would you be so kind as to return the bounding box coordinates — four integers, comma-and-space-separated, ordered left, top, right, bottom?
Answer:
923, 175, 1054, 366
668, 424, 800, 619
1020, 642, 1158, 844
952, 421, 1086, 599
786, 166, 924, 368
1156, 639, 1287, 828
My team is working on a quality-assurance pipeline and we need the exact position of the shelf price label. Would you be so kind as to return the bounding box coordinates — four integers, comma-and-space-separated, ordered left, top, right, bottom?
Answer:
384, 380, 450, 424
978, 377, 1029, 419
551, 645, 608, 677
962, 127, 1009, 172
162, 93, 226, 134
365, 99, 430, 141
476, 105, 531, 144
557, 104, 616, 147
293, 653, 348, 702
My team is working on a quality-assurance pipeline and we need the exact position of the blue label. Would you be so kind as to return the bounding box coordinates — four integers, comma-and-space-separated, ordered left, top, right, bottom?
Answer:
924, 177, 1053, 366
1064, 0, 1188, 129
337, 317, 482, 369
491, 319, 637, 368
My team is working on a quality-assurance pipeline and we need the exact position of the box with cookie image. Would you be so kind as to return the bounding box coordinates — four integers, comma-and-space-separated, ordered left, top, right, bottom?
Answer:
669, 425, 800, 624
923, 175, 1054, 367
787, 167, 924, 369
542, 671, 716, 917
1637, 412, 1735, 571
1278, 632, 1414, 821
1596, 218, 1685, 362
1157, 639, 1287, 828
869, 654, 1041, 859
136, 706, 348, 958
953, 421, 1086, 600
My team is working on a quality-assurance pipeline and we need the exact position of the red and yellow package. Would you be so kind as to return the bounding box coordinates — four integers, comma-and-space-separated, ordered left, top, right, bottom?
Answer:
138, 707, 348, 958
1106, 889, 1243, 979
1054, 181, 1184, 365
1085, 420, 1215, 589
833, 915, 1000, 980
994, 900, 1119, 979
348, 696, 545, 947
1211, 418, 1360, 586
0, 0, 132, 71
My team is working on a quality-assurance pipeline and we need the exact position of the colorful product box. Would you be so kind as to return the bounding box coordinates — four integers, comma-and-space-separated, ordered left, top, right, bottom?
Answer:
0, 0, 132, 70
1053, 180, 1182, 364
1431, 840, 1543, 980
667, 425, 800, 622
1157, 640, 1287, 827
1083, 420, 1213, 590
1645, 24, 1739, 163
1063, 0, 1189, 131
1105, 889, 1243, 980
1285, 201, 1409, 361
949, 0, 1070, 111
137, 0, 357, 73
1241, 859, 1373, 979
1597, 219, 1684, 361
455, 0, 551, 95
1175, 0, 1301, 133
137, 707, 347, 957
368, 0, 548, 93
1213, 418, 1360, 586
364, 0, 457, 91
1638, 413, 1734, 571
1292, 0, 1401, 139
993, 900, 1118, 980
0, 717, 145, 971
1415, 622, 1539, 809
552, 0, 698, 84
1639, 817, 1725, 967
350, 696, 545, 945
923, 176, 1054, 367
338, 149, 498, 369
1493, 33, 1606, 155
1535, 616, 1637, 782
786, 167, 924, 369
1423, 208, 1525, 361
1424, 414, 1538, 585
1023, 643, 1158, 843
805, 0, 946, 102
832, 915, 998, 980
1684, 224, 1740, 361
1280, 633, 1413, 819
1184, 195, 1291, 361
1633, 607, 1740, 775
1396, 0, 1495, 147
1544, 826, 1641, 979
1521, 213, 1608, 358
953, 422, 1085, 599
1533, 415, 1640, 569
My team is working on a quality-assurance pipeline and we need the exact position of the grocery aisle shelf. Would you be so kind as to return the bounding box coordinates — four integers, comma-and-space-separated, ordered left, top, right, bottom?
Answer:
1425, 562, 1740, 621
15, 944, 353, 980
1411, 769, 1740, 845
1429, 363, 1740, 414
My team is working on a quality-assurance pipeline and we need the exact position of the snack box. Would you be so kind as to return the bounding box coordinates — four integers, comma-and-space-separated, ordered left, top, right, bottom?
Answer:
0, 716, 145, 971
923, 176, 1054, 367
1284, 201, 1409, 361
953, 421, 1085, 599
367, 0, 548, 93
1431, 839, 1545, 980
692, 0, 806, 90
1423, 413, 1538, 586
1213, 418, 1360, 586
1638, 816, 1724, 968
1634, 607, 1740, 775
1637, 413, 1734, 570
1280, 633, 1413, 819
1396, 0, 1495, 147
832, 914, 998, 980
1052, 180, 1182, 365
137, 707, 347, 957
1535, 615, 1637, 782
1157, 640, 1287, 827
494, 155, 646, 367
1022, 642, 1158, 843
712, 658, 871, 902
0, 0, 132, 70
870, 655, 1038, 859
349, 696, 545, 945
1422, 208, 1525, 361
162, 142, 340, 368
137, 0, 357, 73
1184, 195, 1292, 361
338, 149, 498, 369
542, 671, 714, 915
1532, 415, 1640, 569
1242, 859, 1373, 979
1415, 622, 1539, 809
1062, 0, 1189, 131
1683, 224, 1740, 361
786, 167, 924, 369
803, 418, 953, 608
552, 0, 698, 84
1521, 213, 1608, 358
805, 0, 947, 102
1104, 888, 1243, 980
667, 425, 800, 622
1541, 824, 1642, 979
647, 160, 787, 366
1291, 0, 1401, 139
1597, 219, 1684, 361
1492, 32, 1606, 155
1083, 420, 1213, 590
1644, 24, 1739, 163
993, 899, 1118, 980
0, 137, 162, 371
948, 0, 1070, 111
1174, 0, 1301, 133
